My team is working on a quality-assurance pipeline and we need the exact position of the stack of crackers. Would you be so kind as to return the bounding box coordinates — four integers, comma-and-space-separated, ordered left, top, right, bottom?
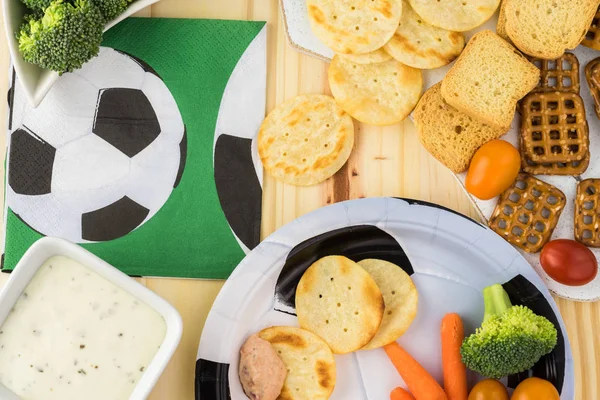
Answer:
296, 256, 418, 354
251, 256, 418, 398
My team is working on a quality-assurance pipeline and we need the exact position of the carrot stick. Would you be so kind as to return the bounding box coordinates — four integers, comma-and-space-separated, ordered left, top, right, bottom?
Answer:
384, 342, 448, 400
391, 387, 416, 400
441, 313, 467, 400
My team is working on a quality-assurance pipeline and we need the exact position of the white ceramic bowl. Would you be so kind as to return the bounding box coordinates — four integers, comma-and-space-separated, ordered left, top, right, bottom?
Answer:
0, 237, 182, 400
2, 0, 161, 107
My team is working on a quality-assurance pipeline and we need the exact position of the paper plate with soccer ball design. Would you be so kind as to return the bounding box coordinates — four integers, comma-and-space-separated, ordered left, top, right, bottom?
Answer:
195, 197, 574, 400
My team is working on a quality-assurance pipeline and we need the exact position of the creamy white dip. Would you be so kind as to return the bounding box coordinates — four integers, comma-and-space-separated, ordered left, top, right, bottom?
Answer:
0, 256, 167, 400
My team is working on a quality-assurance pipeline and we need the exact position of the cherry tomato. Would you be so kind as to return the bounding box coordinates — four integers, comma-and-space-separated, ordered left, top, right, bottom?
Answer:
540, 239, 598, 286
466, 140, 520, 200
468, 379, 509, 400
511, 377, 559, 400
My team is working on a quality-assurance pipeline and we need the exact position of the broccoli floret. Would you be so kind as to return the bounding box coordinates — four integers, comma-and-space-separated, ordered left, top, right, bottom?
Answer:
92, 0, 131, 21
18, 0, 105, 74
460, 284, 558, 379
20, 0, 53, 13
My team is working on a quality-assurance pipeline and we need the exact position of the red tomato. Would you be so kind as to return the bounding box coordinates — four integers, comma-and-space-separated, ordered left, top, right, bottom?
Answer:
511, 377, 559, 400
540, 239, 598, 286
466, 140, 521, 200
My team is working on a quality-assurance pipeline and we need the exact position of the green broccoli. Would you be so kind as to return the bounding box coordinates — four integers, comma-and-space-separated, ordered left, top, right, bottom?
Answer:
20, 0, 53, 14
18, 0, 105, 74
460, 284, 557, 379
92, 0, 131, 22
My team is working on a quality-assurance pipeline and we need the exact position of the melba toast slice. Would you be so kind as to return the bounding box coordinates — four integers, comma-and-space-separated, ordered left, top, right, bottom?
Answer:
414, 83, 507, 173
441, 30, 539, 130
504, 0, 599, 59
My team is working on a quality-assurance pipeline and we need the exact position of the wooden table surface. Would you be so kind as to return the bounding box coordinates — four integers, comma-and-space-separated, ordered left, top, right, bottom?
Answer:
0, 0, 599, 399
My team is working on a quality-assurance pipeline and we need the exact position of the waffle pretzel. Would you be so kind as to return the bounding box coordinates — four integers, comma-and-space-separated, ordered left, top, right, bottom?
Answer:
582, 6, 600, 50
585, 57, 600, 119
575, 179, 600, 247
520, 92, 589, 163
489, 173, 566, 253
521, 151, 589, 176
529, 53, 580, 93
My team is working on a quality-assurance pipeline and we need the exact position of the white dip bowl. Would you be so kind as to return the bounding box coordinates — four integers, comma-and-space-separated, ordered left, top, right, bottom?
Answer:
0, 237, 182, 400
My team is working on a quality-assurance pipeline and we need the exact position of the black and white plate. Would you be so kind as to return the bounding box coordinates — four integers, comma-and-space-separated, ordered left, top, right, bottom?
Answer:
195, 198, 574, 399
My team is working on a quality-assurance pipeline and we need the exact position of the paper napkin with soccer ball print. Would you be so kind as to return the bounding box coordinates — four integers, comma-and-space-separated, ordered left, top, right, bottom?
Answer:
3, 18, 266, 279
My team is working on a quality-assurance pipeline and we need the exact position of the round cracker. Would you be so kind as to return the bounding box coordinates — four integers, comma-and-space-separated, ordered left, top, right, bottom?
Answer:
384, 0, 465, 69
328, 55, 423, 125
259, 326, 336, 400
408, 0, 500, 32
358, 259, 419, 350
258, 94, 354, 186
338, 47, 392, 65
295, 256, 384, 354
306, 0, 402, 54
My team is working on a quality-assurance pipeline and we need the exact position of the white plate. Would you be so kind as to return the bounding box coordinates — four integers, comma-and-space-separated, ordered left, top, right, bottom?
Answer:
279, 0, 600, 301
0, 237, 182, 399
195, 198, 574, 400
2, 0, 161, 107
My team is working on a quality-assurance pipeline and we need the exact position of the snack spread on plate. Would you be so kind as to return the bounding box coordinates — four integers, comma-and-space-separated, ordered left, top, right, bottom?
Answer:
0, 256, 166, 400
249, 0, 598, 394
236, 255, 561, 400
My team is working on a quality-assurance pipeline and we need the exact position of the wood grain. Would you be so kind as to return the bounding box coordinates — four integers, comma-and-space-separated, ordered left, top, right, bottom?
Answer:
0, 1, 598, 399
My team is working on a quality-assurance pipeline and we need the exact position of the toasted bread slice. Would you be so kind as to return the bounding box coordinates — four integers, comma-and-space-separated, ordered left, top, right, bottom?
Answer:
441, 30, 539, 129
496, 1, 509, 42
414, 83, 507, 173
504, 0, 599, 59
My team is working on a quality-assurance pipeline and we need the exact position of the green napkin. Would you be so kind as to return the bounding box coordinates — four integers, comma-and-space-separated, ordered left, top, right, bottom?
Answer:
3, 18, 266, 278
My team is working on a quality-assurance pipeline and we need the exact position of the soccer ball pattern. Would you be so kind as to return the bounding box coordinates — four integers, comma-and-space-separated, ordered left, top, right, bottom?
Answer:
196, 198, 574, 400
7, 48, 186, 243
